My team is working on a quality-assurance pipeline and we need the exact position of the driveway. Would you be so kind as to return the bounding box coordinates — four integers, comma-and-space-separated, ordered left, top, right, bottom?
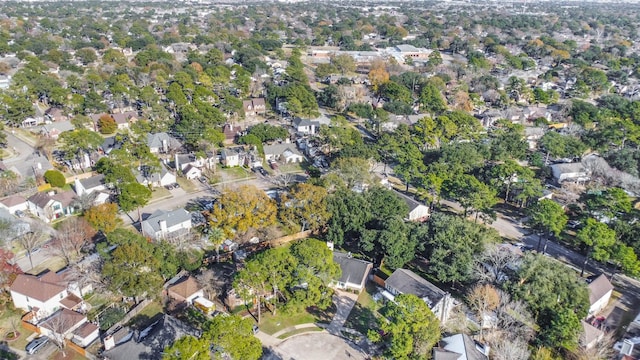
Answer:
327, 290, 358, 334
4, 131, 35, 165
262, 333, 368, 360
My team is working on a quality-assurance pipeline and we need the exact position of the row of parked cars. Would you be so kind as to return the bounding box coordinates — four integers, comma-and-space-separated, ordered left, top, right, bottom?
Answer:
164, 182, 181, 190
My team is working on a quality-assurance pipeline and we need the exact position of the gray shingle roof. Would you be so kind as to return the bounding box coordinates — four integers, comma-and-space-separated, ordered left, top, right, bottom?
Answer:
434, 334, 489, 360
386, 269, 446, 306
144, 209, 191, 233
588, 274, 613, 305
263, 143, 302, 157
147, 132, 182, 150
78, 174, 105, 190
333, 252, 372, 286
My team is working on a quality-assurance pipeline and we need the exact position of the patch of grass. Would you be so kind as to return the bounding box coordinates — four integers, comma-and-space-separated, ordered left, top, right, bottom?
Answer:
150, 187, 171, 202
28, 256, 66, 275
127, 301, 163, 329
259, 310, 316, 335
220, 166, 252, 181
175, 177, 197, 193
278, 162, 303, 174
277, 326, 323, 339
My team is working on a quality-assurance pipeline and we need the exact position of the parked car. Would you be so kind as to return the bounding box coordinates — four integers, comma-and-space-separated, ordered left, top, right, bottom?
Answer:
252, 324, 259, 334
26, 336, 49, 355
165, 184, 174, 190
199, 176, 208, 184
173, 183, 180, 188
15, 210, 25, 218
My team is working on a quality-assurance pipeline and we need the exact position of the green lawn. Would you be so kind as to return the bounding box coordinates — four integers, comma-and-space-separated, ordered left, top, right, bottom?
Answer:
257, 304, 334, 335
175, 177, 197, 193
344, 284, 382, 335
278, 162, 303, 174
150, 187, 171, 202
219, 166, 253, 181
127, 301, 163, 329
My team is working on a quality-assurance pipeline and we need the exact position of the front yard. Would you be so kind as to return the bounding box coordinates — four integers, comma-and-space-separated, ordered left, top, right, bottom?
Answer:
343, 284, 382, 335
256, 304, 336, 336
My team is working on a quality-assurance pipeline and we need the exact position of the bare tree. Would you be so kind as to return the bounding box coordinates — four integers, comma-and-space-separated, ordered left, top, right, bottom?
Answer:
43, 311, 71, 356
17, 230, 47, 270
489, 337, 530, 360
270, 173, 295, 188
491, 290, 535, 342
52, 217, 97, 265
568, 331, 617, 360
72, 192, 97, 213
474, 245, 520, 285
66, 260, 104, 297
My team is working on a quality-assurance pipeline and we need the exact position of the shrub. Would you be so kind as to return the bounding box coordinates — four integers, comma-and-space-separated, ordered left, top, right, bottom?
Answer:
43, 170, 66, 188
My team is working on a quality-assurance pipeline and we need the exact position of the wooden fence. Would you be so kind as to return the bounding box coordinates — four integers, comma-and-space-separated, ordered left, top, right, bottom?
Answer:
106, 298, 152, 334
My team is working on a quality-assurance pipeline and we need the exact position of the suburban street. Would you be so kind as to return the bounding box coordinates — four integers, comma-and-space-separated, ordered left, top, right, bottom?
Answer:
4, 131, 37, 166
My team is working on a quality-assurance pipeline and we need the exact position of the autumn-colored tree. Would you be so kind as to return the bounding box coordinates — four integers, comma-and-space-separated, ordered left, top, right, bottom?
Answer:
467, 284, 500, 339
368, 59, 390, 95
0, 248, 22, 290
84, 203, 121, 234
279, 183, 330, 231
210, 185, 277, 238
97, 114, 117, 134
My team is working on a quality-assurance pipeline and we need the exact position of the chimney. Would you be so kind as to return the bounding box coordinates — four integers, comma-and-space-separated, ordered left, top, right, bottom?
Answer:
159, 220, 167, 233
37, 162, 42, 170
162, 139, 168, 153
175, 153, 179, 171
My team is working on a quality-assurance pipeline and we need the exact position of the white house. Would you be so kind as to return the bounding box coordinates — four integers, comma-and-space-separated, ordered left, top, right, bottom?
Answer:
550, 162, 590, 184
141, 209, 192, 241
393, 191, 430, 222
136, 164, 176, 188
221, 146, 246, 167
10, 273, 69, 319
74, 174, 107, 196
384, 268, 454, 323
182, 165, 202, 180
73, 322, 100, 347
0, 195, 28, 214
147, 132, 182, 154
39, 308, 88, 341
293, 118, 320, 135
433, 333, 489, 360
263, 143, 304, 163
588, 274, 613, 316
27, 191, 77, 223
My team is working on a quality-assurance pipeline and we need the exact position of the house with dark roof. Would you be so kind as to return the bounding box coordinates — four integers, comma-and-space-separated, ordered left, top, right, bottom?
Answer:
393, 190, 430, 222
147, 132, 182, 154
10, 271, 88, 321
27, 190, 77, 223
243, 98, 267, 117
74, 174, 106, 196
331, 252, 373, 293
384, 268, 454, 323
588, 274, 614, 316
167, 276, 204, 303
141, 208, 192, 241
433, 333, 489, 360
103, 315, 200, 360
222, 123, 243, 145
293, 117, 320, 135
100, 136, 125, 155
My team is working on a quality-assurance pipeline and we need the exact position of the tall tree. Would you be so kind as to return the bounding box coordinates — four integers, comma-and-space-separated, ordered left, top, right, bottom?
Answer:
527, 199, 567, 253
209, 185, 277, 238
368, 294, 441, 359
84, 203, 121, 234
203, 315, 262, 360
117, 182, 151, 220
576, 218, 616, 276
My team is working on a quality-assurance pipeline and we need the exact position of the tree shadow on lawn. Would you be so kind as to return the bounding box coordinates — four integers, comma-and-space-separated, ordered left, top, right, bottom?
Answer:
344, 303, 379, 335
306, 303, 337, 324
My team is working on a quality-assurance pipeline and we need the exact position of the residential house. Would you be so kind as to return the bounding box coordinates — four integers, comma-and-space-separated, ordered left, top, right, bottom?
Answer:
433, 333, 490, 360
39, 121, 74, 139
580, 320, 604, 350
141, 208, 192, 241
0, 195, 28, 214
73, 174, 106, 196
222, 123, 243, 145
588, 274, 614, 316
100, 136, 124, 155
39, 308, 89, 343
136, 164, 176, 188
10, 271, 88, 320
103, 315, 199, 360
393, 191, 430, 222
72, 322, 100, 348
525, 127, 546, 150
263, 143, 304, 163
27, 190, 76, 222
243, 98, 267, 117
21, 116, 45, 127
293, 117, 320, 135
167, 276, 204, 303
331, 252, 373, 293
182, 165, 202, 180
9, 154, 53, 179
221, 146, 247, 167
550, 162, 590, 184
147, 132, 182, 154
384, 268, 454, 323
111, 111, 138, 130
74, 174, 110, 205
175, 153, 216, 172
44, 107, 69, 122
0, 75, 11, 90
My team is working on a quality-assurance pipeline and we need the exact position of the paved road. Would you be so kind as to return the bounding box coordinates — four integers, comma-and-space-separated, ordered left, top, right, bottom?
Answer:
4, 131, 35, 165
